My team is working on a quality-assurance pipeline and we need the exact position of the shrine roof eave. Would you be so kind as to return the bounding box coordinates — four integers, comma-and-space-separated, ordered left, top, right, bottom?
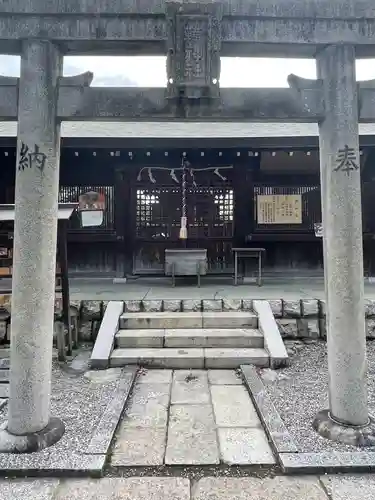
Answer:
1, 122, 375, 149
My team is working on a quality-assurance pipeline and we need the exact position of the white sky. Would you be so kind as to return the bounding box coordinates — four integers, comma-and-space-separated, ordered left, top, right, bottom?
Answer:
0, 55, 374, 87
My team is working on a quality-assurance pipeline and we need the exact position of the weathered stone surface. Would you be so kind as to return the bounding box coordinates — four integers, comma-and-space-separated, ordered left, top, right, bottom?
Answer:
192, 477, 327, 500
321, 474, 375, 500
0, 385, 9, 398
208, 370, 242, 385
137, 369, 173, 385
283, 300, 301, 318
210, 385, 260, 427
242, 299, 252, 311
79, 321, 94, 342
202, 300, 222, 311
84, 368, 122, 384
253, 300, 288, 369
163, 300, 181, 312
70, 300, 82, 314
222, 299, 242, 311
124, 300, 141, 313
301, 299, 319, 317
0, 479, 59, 500
367, 319, 375, 338
81, 300, 102, 320
56, 478, 191, 500
218, 428, 275, 465
280, 451, 375, 473
165, 404, 219, 465
202, 312, 257, 329
90, 301, 124, 369
111, 348, 205, 369
143, 300, 163, 312
268, 299, 282, 318
120, 312, 203, 330
125, 383, 170, 428
182, 299, 202, 312
366, 300, 375, 317
241, 365, 298, 454
171, 370, 210, 404
297, 319, 320, 339
116, 329, 164, 348
112, 426, 167, 466
204, 348, 268, 369
277, 319, 298, 338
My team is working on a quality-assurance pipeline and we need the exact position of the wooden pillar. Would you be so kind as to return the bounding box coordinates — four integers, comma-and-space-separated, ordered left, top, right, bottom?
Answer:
233, 160, 257, 247
57, 220, 72, 353
114, 167, 133, 277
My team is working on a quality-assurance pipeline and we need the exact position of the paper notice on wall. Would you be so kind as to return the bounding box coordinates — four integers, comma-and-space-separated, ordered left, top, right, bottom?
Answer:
257, 194, 302, 224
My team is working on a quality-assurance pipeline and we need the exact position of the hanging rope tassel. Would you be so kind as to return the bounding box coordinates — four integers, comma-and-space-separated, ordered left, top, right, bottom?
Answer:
179, 157, 188, 240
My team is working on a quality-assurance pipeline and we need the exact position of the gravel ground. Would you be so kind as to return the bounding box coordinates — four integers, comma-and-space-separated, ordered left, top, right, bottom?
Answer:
0, 357, 119, 470
262, 340, 375, 453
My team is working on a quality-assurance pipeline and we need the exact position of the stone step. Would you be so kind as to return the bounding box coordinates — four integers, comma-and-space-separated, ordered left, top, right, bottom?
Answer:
110, 347, 269, 369
115, 328, 264, 349
119, 311, 258, 330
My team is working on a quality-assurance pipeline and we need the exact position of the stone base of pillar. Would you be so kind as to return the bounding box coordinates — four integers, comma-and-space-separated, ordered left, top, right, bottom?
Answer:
0, 417, 65, 453
313, 410, 375, 447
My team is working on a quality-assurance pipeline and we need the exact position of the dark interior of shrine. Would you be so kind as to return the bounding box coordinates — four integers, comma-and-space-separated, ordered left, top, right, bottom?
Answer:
2, 141, 375, 277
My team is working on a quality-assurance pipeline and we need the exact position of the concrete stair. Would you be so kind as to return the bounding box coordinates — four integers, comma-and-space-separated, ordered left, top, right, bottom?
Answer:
109, 310, 269, 369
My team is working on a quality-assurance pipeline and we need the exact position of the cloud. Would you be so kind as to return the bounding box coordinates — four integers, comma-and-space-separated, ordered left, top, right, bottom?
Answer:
1, 54, 375, 88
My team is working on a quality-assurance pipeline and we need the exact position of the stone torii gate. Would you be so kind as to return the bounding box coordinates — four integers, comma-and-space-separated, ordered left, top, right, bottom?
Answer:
0, 0, 375, 451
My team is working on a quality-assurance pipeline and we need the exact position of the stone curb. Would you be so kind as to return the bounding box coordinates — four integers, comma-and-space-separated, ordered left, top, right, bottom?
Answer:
252, 301, 288, 369
90, 301, 124, 369
0, 455, 106, 478
241, 365, 298, 455
2, 296, 375, 343
84, 367, 137, 455
241, 365, 375, 475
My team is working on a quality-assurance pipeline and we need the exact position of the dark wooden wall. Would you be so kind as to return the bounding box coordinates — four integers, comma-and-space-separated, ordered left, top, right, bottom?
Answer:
1, 145, 375, 276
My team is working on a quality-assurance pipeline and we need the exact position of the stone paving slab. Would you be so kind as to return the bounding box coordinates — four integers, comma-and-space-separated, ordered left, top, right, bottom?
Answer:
208, 369, 242, 385
124, 383, 171, 428
218, 428, 276, 465
111, 426, 167, 466
55, 477, 191, 500
137, 369, 173, 385
0, 478, 59, 500
171, 370, 210, 404
165, 404, 219, 465
321, 474, 375, 500
192, 476, 328, 500
210, 385, 261, 427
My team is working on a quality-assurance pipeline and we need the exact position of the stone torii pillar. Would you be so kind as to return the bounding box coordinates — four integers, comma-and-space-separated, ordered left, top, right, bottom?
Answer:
0, 40, 65, 452
312, 44, 375, 445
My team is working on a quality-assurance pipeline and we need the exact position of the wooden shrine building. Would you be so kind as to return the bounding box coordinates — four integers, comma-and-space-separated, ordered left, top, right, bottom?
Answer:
1, 120, 375, 278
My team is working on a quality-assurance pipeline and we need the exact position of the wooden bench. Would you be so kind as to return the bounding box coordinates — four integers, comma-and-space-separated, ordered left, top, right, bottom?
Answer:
232, 247, 266, 286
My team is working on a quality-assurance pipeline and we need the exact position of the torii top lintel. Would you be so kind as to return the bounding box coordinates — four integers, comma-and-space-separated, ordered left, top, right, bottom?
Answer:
1, 0, 375, 57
